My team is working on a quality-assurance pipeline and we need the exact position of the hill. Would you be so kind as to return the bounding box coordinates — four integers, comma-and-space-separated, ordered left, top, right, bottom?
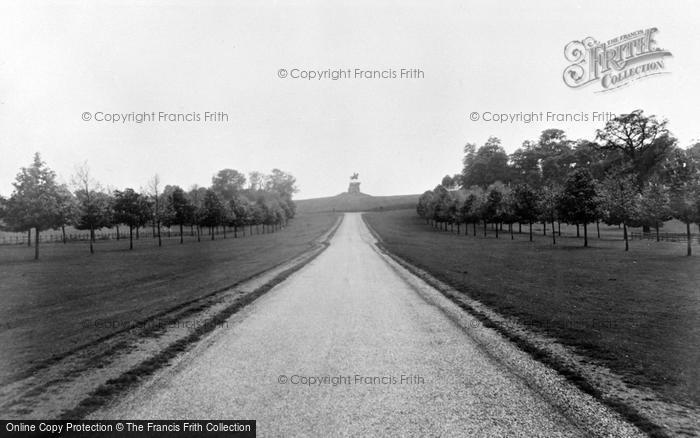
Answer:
295, 192, 419, 214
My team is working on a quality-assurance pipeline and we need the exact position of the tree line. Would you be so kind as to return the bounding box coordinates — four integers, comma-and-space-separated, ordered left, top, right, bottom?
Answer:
417, 110, 700, 255
0, 154, 298, 259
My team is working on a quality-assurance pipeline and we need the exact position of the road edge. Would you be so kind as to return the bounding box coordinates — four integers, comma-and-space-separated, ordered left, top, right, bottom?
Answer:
1, 214, 344, 420
61, 214, 344, 419
360, 213, 676, 438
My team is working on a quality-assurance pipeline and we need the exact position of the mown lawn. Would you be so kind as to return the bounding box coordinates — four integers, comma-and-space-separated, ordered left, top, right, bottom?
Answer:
364, 209, 700, 408
0, 212, 338, 383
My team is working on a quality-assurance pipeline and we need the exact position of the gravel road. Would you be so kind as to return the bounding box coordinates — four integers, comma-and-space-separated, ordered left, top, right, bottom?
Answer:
95, 213, 642, 437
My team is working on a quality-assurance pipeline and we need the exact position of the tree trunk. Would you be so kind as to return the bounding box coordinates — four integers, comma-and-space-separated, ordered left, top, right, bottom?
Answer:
136, 227, 140, 239
27, 229, 31, 247
518, 223, 522, 234
529, 221, 533, 242
129, 225, 134, 250
62, 225, 66, 244
551, 220, 556, 245
157, 221, 162, 247
223, 225, 227, 239
483, 220, 487, 237
211, 226, 215, 240
234, 225, 238, 238
655, 222, 660, 242
583, 223, 588, 247
558, 221, 561, 236
623, 222, 629, 251
116, 224, 120, 240
543, 221, 546, 236
197, 225, 201, 242
34, 227, 40, 260
495, 223, 499, 239
473, 221, 476, 236
89, 226, 94, 254
179, 223, 184, 244
687, 221, 692, 256
596, 220, 600, 239
576, 224, 580, 238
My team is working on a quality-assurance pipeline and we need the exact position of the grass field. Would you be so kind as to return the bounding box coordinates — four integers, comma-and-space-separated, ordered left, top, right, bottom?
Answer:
0, 212, 338, 384
364, 209, 700, 408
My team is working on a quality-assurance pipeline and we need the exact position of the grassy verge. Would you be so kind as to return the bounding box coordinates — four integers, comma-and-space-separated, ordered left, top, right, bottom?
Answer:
363, 209, 700, 409
0, 212, 338, 384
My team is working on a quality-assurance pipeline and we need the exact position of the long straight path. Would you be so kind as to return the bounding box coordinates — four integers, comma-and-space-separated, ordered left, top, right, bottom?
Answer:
95, 213, 639, 437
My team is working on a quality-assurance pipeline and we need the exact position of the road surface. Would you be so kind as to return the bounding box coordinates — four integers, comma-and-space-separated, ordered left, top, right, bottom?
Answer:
95, 213, 639, 437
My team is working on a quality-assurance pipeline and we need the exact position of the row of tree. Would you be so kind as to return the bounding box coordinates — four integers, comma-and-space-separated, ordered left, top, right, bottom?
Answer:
417, 110, 700, 255
0, 154, 298, 259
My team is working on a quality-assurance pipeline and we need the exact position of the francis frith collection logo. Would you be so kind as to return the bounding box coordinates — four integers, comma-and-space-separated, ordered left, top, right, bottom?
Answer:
563, 28, 672, 92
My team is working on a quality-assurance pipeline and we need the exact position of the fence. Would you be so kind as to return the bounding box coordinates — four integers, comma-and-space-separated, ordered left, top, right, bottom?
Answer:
629, 231, 700, 243
0, 223, 283, 246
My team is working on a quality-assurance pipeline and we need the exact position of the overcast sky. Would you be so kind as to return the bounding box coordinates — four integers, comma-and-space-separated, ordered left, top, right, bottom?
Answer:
1, 1, 698, 199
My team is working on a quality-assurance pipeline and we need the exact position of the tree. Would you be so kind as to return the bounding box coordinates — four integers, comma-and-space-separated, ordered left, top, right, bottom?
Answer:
163, 186, 193, 244
212, 169, 246, 201
666, 148, 700, 256
500, 187, 517, 239
431, 185, 453, 230
572, 140, 608, 181
536, 129, 575, 186
512, 184, 539, 242
441, 174, 459, 190
597, 172, 640, 251
232, 194, 251, 235
55, 184, 78, 244
596, 110, 674, 186
2, 153, 62, 259
510, 141, 541, 187
73, 163, 110, 254
188, 185, 208, 242
639, 178, 671, 242
558, 168, 598, 247
74, 190, 112, 250
417, 190, 435, 224
113, 189, 146, 250
265, 169, 298, 220
538, 185, 561, 244
482, 183, 506, 238
669, 184, 699, 256
462, 137, 510, 188
201, 189, 224, 240
460, 187, 485, 236
148, 174, 163, 247
0, 195, 6, 227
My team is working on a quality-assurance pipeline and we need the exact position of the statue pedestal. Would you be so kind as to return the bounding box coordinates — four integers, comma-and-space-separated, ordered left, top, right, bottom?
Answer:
348, 181, 361, 194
